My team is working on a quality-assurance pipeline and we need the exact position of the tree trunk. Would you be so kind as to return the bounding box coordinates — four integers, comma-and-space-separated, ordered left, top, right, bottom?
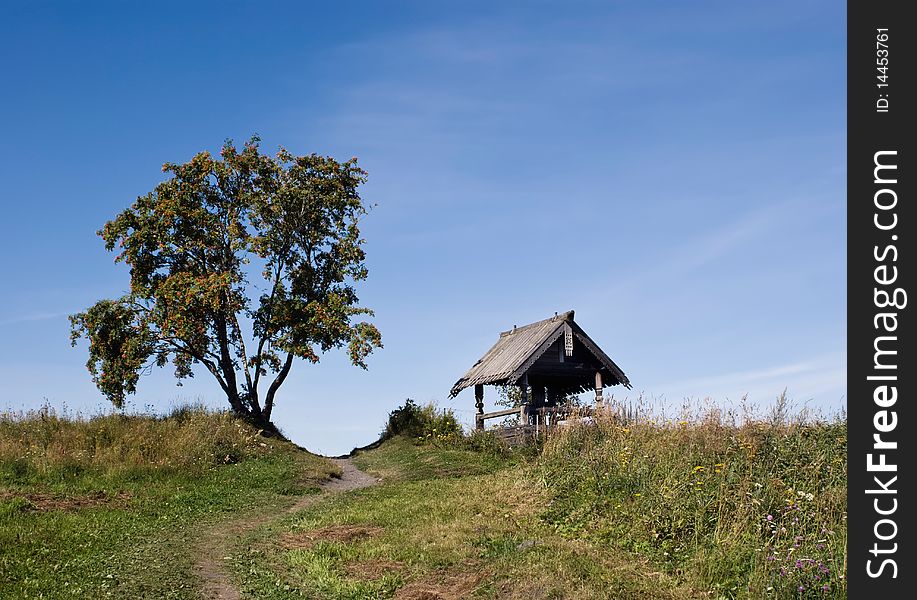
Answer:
263, 353, 294, 422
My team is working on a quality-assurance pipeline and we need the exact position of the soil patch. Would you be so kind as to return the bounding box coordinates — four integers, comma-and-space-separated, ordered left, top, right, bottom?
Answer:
280, 524, 383, 550
344, 558, 405, 580
394, 563, 488, 600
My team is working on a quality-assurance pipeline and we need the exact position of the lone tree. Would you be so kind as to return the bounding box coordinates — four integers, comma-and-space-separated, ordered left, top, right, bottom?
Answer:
70, 137, 382, 431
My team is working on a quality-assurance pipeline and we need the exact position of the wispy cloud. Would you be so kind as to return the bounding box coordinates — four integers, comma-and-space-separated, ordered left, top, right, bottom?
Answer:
646, 352, 846, 410
0, 311, 71, 327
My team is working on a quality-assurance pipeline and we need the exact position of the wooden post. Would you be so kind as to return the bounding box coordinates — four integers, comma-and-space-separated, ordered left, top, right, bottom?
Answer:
519, 374, 529, 426
474, 384, 485, 430
531, 385, 545, 407
531, 384, 545, 432
546, 386, 559, 428
595, 370, 604, 408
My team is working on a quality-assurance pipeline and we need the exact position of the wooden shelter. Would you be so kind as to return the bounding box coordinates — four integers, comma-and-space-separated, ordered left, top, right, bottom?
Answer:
450, 310, 630, 431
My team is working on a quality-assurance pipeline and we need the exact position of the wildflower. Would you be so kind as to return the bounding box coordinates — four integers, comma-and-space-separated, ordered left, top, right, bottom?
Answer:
766, 514, 773, 521
766, 555, 776, 562
798, 586, 805, 592
822, 585, 830, 592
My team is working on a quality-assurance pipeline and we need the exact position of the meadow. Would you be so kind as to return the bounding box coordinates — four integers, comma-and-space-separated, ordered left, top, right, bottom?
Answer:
0, 400, 846, 599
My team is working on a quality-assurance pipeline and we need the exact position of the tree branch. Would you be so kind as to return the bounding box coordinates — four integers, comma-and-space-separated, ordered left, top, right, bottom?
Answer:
229, 311, 256, 410
214, 312, 242, 409
252, 254, 287, 392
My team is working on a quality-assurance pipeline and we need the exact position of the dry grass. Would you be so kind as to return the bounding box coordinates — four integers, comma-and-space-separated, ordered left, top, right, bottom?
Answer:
393, 561, 488, 600
0, 403, 275, 483
280, 524, 384, 550
343, 558, 405, 580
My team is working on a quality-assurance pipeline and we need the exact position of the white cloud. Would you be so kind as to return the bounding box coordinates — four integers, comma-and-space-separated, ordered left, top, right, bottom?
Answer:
643, 352, 846, 416
0, 311, 71, 327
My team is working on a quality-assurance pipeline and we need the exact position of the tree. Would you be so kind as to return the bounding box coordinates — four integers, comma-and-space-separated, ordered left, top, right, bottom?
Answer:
70, 137, 382, 431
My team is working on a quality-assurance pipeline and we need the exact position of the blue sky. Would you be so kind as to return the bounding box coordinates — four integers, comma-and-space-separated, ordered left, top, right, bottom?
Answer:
0, 1, 846, 455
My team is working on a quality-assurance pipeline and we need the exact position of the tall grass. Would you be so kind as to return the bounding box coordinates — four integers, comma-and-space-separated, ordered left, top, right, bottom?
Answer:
0, 403, 272, 487
536, 398, 847, 598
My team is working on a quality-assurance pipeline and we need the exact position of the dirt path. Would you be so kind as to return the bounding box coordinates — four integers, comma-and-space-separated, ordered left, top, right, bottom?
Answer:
196, 457, 378, 600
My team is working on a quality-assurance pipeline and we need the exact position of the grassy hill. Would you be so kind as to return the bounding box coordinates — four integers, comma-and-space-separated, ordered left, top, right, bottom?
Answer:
0, 403, 846, 599
0, 405, 337, 599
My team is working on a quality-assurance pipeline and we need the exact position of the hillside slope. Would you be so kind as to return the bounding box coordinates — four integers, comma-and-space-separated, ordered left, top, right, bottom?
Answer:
0, 407, 338, 599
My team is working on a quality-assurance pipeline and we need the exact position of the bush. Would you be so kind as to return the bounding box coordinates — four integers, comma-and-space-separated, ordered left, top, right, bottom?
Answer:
382, 399, 462, 443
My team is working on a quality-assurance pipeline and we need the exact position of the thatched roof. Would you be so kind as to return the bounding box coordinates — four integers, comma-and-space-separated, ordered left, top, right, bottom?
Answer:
449, 310, 630, 397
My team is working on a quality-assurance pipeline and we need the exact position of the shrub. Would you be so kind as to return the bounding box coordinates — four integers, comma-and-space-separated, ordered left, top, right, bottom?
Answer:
382, 399, 462, 443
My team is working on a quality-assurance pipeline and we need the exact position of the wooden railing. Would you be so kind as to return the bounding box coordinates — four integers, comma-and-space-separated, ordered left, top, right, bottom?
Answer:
475, 405, 598, 431
475, 406, 524, 430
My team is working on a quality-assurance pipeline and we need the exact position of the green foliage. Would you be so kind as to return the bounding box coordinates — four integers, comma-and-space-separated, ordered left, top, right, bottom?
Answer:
69, 137, 382, 424
382, 399, 462, 443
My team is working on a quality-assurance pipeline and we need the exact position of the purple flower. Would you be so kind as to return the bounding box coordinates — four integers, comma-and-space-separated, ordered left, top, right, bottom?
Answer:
798, 585, 805, 592
766, 514, 773, 521
795, 559, 803, 568
822, 585, 830, 592
767, 555, 776, 562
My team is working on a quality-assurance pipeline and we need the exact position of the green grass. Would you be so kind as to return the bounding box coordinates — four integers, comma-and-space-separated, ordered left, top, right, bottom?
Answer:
232, 408, 847, 600
0, 406, 337, 599
351, 434, 520, 482
1, 402, 848, 599
232, 435, 694, 599
535, 411, 847, 599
